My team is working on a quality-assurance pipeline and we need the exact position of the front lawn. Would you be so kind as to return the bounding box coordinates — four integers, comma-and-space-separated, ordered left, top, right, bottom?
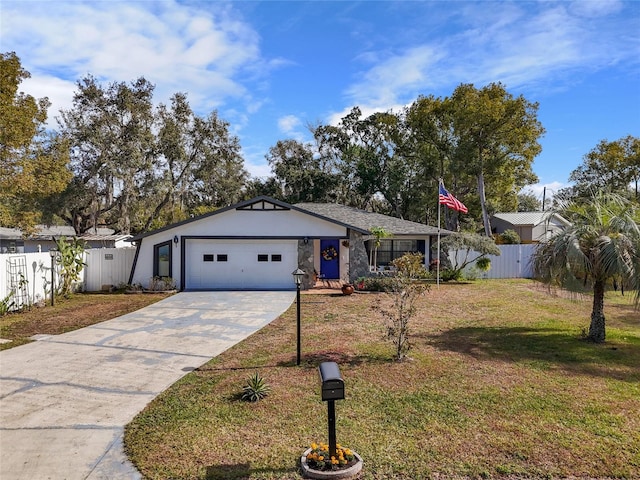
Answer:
125, 280, 639, 479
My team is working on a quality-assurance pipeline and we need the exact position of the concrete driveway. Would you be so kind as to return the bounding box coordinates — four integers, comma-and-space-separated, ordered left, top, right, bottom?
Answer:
0, 291, 295, 480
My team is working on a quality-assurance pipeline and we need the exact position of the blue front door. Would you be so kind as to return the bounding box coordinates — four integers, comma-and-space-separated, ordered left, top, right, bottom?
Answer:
320, 239, 340, 279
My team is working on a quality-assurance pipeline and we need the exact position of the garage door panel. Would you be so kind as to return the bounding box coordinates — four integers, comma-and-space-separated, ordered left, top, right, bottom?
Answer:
186, 240, 298, 290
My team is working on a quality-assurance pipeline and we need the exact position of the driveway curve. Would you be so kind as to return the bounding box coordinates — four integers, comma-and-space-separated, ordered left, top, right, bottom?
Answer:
0, 291, 295, 480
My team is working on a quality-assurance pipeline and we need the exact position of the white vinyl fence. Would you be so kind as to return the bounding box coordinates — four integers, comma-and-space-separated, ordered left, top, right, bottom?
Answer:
0, 252, 56, 310
1, 248, 135, 311
449, 244, 536, 279
83, 248, 136, 291
2, 244, 536, 311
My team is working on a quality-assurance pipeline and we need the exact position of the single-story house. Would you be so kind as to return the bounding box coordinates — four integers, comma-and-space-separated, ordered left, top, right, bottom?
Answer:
491, 211, 571, 243
127, 196, 450, 291
0, 225, 132, 253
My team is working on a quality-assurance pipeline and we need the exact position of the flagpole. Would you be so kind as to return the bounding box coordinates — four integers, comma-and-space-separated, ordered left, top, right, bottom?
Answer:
437, 179, 441, 287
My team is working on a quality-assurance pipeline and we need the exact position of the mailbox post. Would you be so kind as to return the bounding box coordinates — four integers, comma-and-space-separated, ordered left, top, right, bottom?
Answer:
318, 361, 344, 459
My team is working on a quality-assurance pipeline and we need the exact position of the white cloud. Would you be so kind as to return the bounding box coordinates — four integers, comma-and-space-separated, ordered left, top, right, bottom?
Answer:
522, 181, 569, 202
345, 45, 444, 106
341, 2, 638, 112
278, 115, 301, 134
1, 0, 264, 117
569, 0, 623, 18
20, 75, 77, 125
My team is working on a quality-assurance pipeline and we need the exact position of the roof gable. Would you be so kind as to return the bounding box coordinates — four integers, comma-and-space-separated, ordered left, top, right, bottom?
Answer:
130, 196, 369, 240
236, 198, 290, 211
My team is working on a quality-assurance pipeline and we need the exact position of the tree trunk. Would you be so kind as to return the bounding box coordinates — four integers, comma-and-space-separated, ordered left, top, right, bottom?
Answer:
588, 279, 606, 343
477, 171, 492, 236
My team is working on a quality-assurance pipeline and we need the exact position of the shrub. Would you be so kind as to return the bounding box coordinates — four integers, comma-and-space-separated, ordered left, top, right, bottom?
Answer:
382, 253, 430, 361
475, 257, 491, 271
499, 229, 521, 244
148, 276, 176, 291
440, 268, 463, 282
54, 236, 87, 297
359, 276, 395, 292
0, 293, 15, 316
464, 267, 479, 281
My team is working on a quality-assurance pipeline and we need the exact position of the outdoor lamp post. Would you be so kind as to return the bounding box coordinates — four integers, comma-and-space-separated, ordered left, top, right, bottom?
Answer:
292, 268, 304, 366
49, 248, 58, 306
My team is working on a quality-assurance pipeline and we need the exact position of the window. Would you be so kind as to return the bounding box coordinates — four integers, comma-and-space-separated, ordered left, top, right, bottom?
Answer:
153, 241, 172, 278
203, 254, 214, 262
257, 254, 269, 262
367, 239, 425, 266
271, 254, 282, 262
217, 254, 228, 262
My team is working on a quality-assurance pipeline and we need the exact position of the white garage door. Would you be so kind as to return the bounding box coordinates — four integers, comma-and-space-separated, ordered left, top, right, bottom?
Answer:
185, 239, 299, 290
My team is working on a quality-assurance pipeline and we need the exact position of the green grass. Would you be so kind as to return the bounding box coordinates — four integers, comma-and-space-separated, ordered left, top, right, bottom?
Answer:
125, 280, 640, 479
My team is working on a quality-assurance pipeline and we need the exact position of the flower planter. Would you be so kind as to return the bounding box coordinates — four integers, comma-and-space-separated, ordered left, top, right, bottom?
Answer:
300, 448, 363, 479
341, 284, 354, 296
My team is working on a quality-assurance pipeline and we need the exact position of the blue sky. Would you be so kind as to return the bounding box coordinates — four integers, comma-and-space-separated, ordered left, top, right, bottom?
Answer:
2, 0, 639, 203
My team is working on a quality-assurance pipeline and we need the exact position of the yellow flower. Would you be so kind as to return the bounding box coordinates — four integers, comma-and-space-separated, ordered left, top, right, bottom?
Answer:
311, 442, 317, 450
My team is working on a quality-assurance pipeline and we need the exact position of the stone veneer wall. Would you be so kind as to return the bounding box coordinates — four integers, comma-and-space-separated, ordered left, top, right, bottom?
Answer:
348, 230, 369, 283
297, 239, 315, 289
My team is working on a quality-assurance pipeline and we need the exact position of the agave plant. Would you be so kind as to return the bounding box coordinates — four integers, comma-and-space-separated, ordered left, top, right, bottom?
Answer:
241, 372, 271, 402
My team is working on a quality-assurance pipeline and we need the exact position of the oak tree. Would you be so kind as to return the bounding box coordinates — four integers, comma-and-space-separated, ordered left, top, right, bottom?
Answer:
0, 52, 71, 234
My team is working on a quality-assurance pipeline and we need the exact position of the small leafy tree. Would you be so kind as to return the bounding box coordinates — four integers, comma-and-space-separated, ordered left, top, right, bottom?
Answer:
437, 232, 500, 281
382, 253, 429, 361
54, 236, 86, 297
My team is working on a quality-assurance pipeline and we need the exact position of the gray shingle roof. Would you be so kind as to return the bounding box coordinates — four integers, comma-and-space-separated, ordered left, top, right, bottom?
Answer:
295, 203, 449, 236
0, 226, 127, 241
492, 211, 571, 227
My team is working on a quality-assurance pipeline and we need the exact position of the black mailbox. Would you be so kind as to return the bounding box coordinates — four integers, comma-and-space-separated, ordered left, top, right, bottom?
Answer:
318, 361, 344, 401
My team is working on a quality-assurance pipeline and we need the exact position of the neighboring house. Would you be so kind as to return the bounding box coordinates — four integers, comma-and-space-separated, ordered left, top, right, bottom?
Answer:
0, 225, 132, 253
127, 196, 450, 291
491, 211, 571, 243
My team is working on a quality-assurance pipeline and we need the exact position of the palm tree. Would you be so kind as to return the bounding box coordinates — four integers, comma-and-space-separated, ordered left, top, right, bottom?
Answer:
532, 191, 640, 343
369, 226, 391, 271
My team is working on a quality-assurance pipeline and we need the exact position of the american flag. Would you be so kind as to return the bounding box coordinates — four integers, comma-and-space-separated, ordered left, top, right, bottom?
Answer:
439, 183, 468, 213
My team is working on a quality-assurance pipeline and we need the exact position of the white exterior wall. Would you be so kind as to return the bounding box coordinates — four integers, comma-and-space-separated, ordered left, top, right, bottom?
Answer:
532, 219, 565, 242
131, 207, 348, 289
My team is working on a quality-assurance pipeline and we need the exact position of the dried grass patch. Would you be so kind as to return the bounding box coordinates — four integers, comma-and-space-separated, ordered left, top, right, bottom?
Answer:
121, 280, 638, 479
0, 292, 173, 349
